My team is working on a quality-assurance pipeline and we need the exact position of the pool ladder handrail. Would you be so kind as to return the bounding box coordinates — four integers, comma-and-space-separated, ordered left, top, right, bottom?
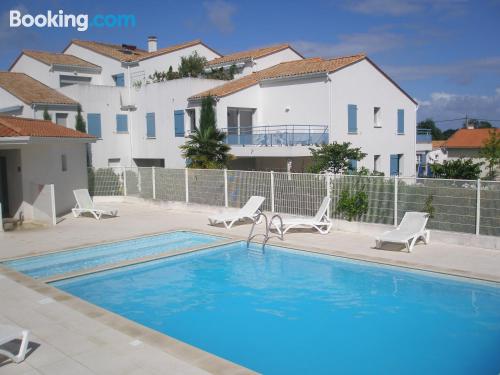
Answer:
247, 212, 284, 251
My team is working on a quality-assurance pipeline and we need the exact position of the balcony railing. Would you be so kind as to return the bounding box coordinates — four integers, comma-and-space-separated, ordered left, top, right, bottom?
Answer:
417, 129, 432, 143
221, 125, 329, 146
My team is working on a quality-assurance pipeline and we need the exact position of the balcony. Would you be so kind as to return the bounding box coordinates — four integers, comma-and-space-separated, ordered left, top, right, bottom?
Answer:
417, 129, 432, 143
221, 125, 329, 146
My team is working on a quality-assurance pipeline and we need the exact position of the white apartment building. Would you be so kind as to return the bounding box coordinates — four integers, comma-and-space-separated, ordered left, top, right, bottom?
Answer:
2, 37, 417, 176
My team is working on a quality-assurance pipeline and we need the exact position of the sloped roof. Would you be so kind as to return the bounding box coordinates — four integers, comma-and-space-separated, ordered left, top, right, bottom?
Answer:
19, 50, 100, 69
445, 128, 499, 149
68, 39, 217, 63
432, 140, 446, 149
0, 116, 94, 139
0, 72, 78, 106
207, 43, 300, 66
190, 54, 366, 99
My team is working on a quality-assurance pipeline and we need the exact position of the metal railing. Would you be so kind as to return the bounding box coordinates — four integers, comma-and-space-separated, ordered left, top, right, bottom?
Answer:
417, 129, 432, 143
220, 125, 329, 146
88, 167, 500, 237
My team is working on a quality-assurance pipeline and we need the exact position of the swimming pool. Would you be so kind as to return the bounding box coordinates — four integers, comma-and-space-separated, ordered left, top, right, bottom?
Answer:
4, 231, 224, 279
52, 241, 500, 374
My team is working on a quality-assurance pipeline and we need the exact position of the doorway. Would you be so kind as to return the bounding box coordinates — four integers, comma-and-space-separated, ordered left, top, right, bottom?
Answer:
0, 156, 9, 217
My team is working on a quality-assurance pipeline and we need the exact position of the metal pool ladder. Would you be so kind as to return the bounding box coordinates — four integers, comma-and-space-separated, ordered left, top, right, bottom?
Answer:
246, 212, 284, 251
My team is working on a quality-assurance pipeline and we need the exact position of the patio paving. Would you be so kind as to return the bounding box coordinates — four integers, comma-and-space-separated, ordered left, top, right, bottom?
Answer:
1, 199, 499, 374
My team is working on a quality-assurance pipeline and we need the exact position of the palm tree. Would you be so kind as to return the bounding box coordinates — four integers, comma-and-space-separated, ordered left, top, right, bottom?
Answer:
180, 95, 233, 169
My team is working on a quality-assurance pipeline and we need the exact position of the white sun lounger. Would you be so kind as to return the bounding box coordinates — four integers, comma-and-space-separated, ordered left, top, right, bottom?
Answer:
72, 189, 118, 220
272, 197, 332, 235
0, 325, 30, 363
208, 196, 265, 229
375, 211, 430, 252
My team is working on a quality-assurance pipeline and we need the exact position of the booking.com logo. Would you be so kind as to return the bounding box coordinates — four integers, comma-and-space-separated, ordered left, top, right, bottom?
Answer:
9, 10, 136, 32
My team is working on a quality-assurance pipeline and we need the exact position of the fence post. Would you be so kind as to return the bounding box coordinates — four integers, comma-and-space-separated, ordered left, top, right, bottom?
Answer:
326, 173, 331, 218
393, 176, 398, 227
476, 178, 481, 235
270, 171, 275, 212
0, 203, 3, 232
123, 167, 128, 196
224, 169, 228, 207
152, 167, 156, 200
185, 168, 189, 203
49, 184, 57, 225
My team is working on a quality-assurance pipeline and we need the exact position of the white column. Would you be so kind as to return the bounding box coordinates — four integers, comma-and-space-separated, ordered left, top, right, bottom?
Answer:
476, 179, 481, 235
152, 167, 156, 200
123, 167, 128, 196
270, 171, 275, 212
49, 184, 56, 226
393, 176, 398, 227
185, 168, 189, 203
224, 169, 228, 207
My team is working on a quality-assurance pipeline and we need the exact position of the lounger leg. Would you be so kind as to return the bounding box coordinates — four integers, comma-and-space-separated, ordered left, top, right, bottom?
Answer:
424, 230, 430, 244
14, 330, 29, 363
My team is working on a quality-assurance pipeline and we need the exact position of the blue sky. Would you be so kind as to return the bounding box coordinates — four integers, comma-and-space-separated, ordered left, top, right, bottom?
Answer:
1, 0, 499, 129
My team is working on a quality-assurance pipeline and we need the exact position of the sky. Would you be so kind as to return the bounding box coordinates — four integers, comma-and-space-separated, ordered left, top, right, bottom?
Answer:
1, 0, 499, 130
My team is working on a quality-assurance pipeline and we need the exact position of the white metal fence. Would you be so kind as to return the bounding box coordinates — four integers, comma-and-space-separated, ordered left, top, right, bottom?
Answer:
88, 167, 500, 237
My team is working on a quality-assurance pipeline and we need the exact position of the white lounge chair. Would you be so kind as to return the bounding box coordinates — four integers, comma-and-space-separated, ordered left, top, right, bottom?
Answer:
0, 325, 30, 363
72, 189, 118, 220
208, 196, 265, 229
272, 197, 332, 235
375, 211, 430, 252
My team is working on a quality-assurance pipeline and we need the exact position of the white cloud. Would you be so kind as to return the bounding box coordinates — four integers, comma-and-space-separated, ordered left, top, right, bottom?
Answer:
417, 89, 500, 127
343, 0, 469, 16
293, 31, 404, 57
203, 0, 236, 33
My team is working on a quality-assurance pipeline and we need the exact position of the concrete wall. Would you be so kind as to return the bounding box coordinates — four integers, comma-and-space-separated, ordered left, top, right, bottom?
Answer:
447, 148, 496, 177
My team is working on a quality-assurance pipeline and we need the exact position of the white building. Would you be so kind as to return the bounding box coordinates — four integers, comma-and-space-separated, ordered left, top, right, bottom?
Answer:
4, 38, 417, 176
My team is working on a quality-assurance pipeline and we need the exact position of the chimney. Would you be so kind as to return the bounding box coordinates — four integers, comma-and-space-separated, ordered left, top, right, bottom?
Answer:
148, 36, 157, 52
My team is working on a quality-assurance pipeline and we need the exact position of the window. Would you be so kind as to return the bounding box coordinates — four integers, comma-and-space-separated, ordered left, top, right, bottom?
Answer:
113, 73, 125, 87
146, 112, 156, 138
61, 154, 67, 172
59, 75, 91, 87
116, 114, 128, 133
374, 107, 381, 128
55, 113, 68, 127
227, 107, 255, 144
186, 109, 196, 132
397, 109, 405, 134
87, 113, 102, 138
348, 104, 357, 133
174, 110, 185, 137
390, 154, 402, 176
374, 155, 381, 172
108, 158, 121, 167
348, 159, 358, 172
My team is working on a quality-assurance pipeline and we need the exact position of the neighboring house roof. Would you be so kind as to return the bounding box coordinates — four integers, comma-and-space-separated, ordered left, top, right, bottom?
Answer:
191, 54, 366, 99
66, 39, 219, 63
444, 128, 499, 149
190, 54, 417, 105
10, 50, 100, 70
432, 140, 446, 149
0, 116, 94, 139
207, 43, 302, 66
0, 72, 78, 106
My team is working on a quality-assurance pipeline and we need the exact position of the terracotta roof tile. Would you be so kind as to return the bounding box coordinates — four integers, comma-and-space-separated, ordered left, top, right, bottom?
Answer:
432, 140, 446, 149
445, 128, 499, 149
70, 39, 210, 62
0, 116, 94, 139
0, 72, 78, 106
207, 44, 294, 66
191, 54, 366, 99
22, 50, 100, 69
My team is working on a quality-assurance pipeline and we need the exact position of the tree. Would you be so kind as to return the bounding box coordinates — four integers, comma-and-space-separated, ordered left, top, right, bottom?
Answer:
307, 142, 367, 174
180, 96, 233, 169
178, 51, 207, 78
430, 158, 483, 180
417, 118, 444, 140
480, 129, 500, 180
442, 128, 457, 139
464, 119, 493, 129
75, 104, 86, 133
43, 107, 51, 121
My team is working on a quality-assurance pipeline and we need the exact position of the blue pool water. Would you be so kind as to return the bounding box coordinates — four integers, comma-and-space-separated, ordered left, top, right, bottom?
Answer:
4, 231, 223, 279
53, 242, 500, 374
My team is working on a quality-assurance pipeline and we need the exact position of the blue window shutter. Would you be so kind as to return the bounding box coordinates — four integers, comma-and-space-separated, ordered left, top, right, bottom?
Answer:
348, 104, 357, 133
390, 154, 399, 176
116, 114, 128, 132
146, 112, 156, 138
174, 110, 185, 137
349, 159, 357, 171
87, 113, 101, 138
397, 109, 405, 134
113, 73, 125, 87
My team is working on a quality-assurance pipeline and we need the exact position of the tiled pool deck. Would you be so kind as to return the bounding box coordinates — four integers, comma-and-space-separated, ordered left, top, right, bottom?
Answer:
1, 200, 499, 374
